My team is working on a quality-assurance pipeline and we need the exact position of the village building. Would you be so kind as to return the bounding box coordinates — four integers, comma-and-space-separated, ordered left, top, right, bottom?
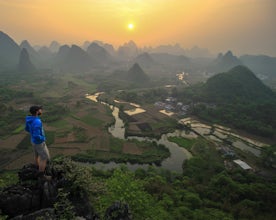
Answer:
233, 159, 253, 171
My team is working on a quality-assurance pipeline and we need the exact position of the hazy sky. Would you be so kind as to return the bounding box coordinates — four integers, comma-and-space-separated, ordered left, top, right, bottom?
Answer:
0, 0, 275, 56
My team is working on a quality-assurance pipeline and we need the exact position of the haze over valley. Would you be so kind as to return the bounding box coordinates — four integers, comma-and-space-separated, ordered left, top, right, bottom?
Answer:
1, 30, 276, 87
0, 0, 276, 219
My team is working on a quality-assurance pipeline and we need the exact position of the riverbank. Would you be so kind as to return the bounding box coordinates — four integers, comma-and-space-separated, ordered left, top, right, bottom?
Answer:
85, 93, 192, 172
86, 92, 276, 175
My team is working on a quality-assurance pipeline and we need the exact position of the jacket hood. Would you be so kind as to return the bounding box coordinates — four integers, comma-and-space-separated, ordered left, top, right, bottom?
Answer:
26, 115, 37, 123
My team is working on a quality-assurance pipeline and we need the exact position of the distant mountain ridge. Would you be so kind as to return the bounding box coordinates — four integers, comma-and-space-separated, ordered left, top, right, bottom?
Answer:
0, 30, 275, 82
0, 31, 21, 69
54, 45, 94, 73
117, 40, 139, 59
240, 55, 276, 78
208, 51, 242, 74
87, 42, 113, 66
134, 53, 157, 69
49, 41, 60, 53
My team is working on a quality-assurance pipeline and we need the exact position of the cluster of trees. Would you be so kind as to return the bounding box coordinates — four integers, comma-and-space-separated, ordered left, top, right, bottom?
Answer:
72, 138, 170, 165
79, 138, 275, 220
191, 101, 275, 137
175, 66, 276, 138
261, 144, 276, 168
3, 136, 275, 219
3, 138, 273, 220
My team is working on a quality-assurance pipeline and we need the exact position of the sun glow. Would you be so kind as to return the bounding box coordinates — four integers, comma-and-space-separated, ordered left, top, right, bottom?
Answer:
128, 23, 134, 30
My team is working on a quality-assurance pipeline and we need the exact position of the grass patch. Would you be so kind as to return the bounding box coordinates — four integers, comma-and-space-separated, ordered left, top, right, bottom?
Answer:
73, 126, 88, 142
151, 122, 169, 130
49, 120, 71, 129
150, 119, 177, 135
55, 130, 71, 138
168, 137, 196, 151
0, 171, 18, 188
109, 137, 123, 153
46, 131, 55, 145
81, 114, 104, 127
12, 124, 25, 134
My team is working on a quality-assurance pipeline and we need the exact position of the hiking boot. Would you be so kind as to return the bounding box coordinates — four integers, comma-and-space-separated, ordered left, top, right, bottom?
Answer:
37, 172, 52, 182
40, 175, 52, 181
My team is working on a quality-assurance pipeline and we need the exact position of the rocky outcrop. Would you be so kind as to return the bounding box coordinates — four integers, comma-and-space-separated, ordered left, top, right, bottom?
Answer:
0, 163, 96, 219
0, 163, 132, 220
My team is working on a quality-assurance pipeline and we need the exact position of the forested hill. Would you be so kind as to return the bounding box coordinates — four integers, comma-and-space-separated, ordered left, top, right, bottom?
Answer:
202, 65, 275, 103
127, 63, 150, 83
186, 65, 276, 138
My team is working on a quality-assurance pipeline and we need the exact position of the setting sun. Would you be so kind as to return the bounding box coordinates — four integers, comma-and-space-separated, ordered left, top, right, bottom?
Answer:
0, 0, 275, 56
128, 23, 134, 30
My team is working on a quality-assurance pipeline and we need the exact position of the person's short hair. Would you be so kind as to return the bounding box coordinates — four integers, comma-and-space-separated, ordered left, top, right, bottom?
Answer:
29, 105, 43, 115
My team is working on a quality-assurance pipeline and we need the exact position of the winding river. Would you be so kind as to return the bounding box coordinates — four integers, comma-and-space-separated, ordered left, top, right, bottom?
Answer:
107, 105, 192, 172
86, 95, 193, 172
86, 93, 266, 172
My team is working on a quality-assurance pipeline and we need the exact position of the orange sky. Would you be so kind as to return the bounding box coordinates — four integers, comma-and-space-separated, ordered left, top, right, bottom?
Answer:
0, 0, 275, 56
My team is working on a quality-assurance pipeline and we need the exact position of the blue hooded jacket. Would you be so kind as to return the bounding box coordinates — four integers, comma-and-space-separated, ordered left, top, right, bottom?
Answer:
25, 116, 46, 144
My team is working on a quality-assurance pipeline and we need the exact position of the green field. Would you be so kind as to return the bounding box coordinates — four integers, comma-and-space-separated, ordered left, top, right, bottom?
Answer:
167, 136, 196, 151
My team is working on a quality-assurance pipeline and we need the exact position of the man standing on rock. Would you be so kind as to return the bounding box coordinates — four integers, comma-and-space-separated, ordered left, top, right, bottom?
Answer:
25, 105, 51, 180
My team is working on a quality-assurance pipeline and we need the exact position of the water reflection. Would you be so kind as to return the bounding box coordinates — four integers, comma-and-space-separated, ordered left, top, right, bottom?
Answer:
86, 93, 193, 172
179, 118, 263, 157
108, 105, 193, 172
108, 106, 125, 139
86, 93, 264, 172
